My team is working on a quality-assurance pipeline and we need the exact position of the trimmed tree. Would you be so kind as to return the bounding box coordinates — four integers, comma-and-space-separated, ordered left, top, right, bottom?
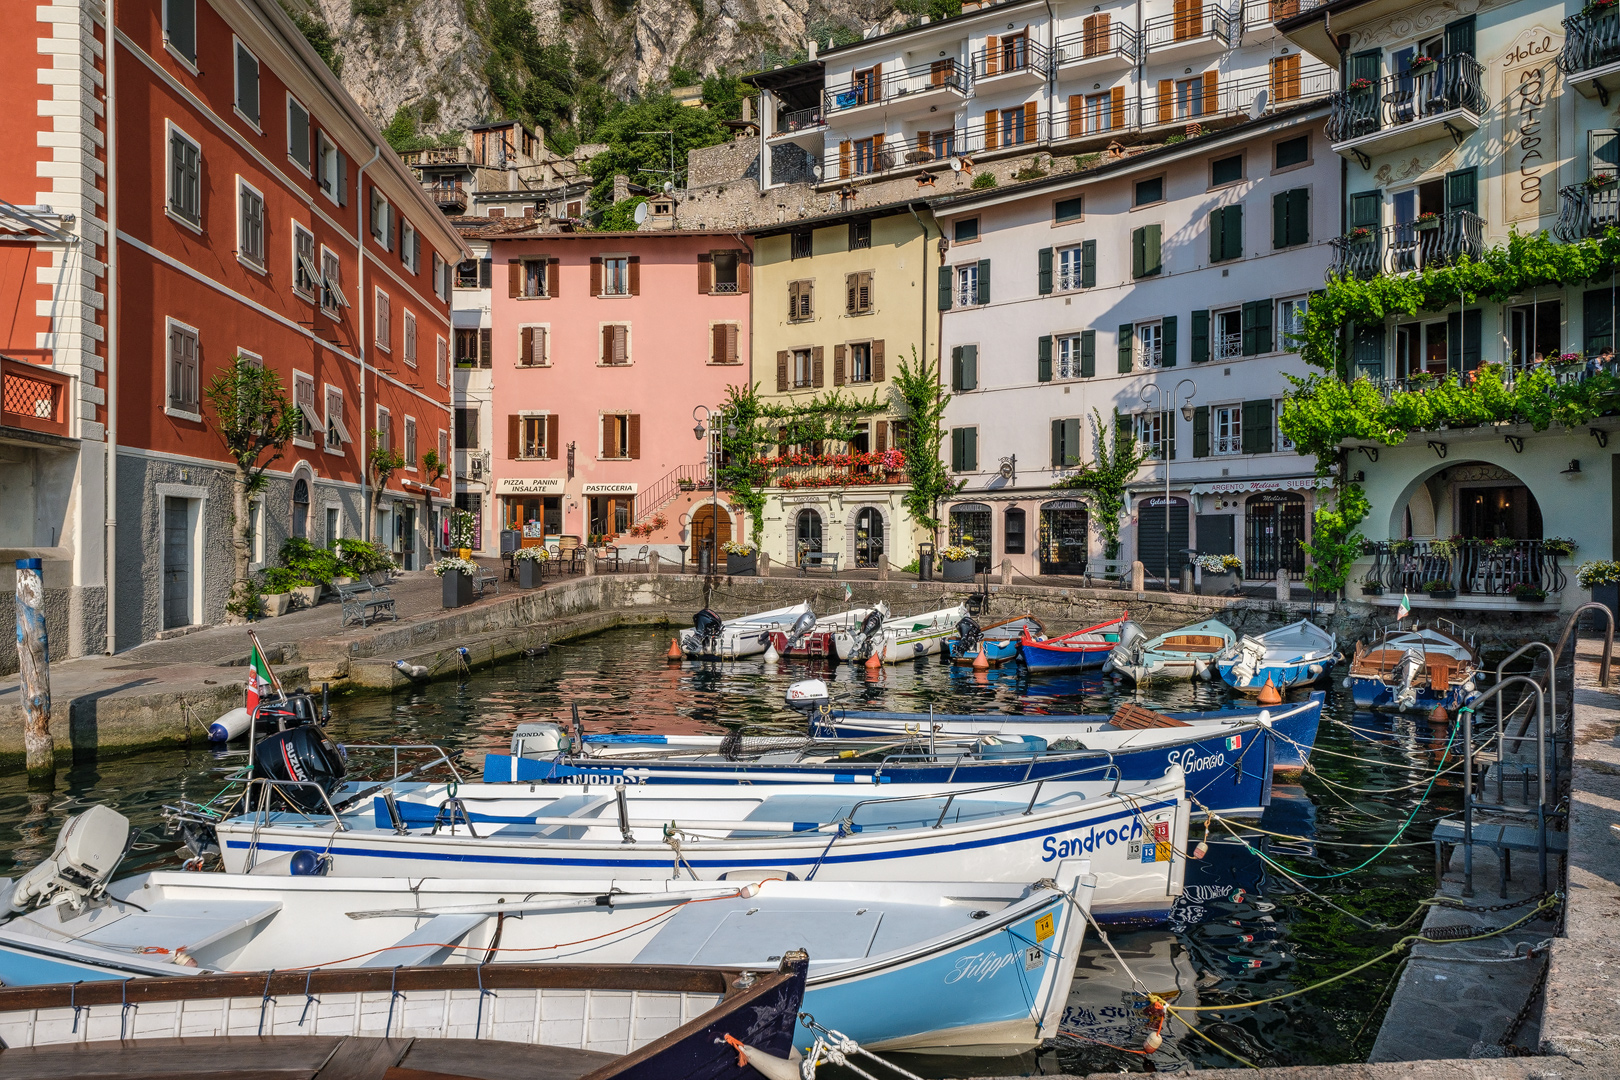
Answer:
368, 429, 407, 559
892, 347, 962, 541
419, 448, 447, 558
205, 354, 299, 622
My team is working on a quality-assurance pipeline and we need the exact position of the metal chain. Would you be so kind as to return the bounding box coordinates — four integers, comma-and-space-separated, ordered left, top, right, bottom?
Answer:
1497, 954, 1551, 1051
1430, 891, 1556, 915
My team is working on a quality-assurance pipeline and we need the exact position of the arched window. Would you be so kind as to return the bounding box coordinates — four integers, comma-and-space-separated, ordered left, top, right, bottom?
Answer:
853, 507, 884, 567
1038, 499, 1088, 575
795, 509, 823, 563
291, 478, 310, 540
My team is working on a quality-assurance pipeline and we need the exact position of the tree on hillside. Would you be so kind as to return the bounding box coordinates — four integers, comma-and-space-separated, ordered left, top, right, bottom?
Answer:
481, 0, 578, 139
583, 95, 730, 221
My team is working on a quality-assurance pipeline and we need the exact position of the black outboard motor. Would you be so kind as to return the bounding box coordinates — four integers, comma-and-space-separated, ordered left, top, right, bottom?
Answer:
250, 727, 348, 811
693, 608, 724, 653
849, 609, 886, 661
253, 689, 324, 733
956, 616, 983, 653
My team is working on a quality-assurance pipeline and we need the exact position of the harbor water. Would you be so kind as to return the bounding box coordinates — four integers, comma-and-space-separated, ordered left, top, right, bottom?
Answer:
0, 626, 1466, 1073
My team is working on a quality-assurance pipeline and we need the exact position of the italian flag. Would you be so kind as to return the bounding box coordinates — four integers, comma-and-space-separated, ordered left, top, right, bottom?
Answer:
245, 631, 282, 714
1225, 734, 1243, 751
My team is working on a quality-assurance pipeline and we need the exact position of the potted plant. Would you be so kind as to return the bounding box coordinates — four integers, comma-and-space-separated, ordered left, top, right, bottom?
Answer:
1358, 575, 1385, 596
434, 555, 479, 608
1194, 554, 1242, 594
1511, 582, 1548, 603
940, 544, 978, 583
259, 570, 293, 617
1422, 578, 1456, 600
1406, 54, 1437, 74
1413, 210, 1442, 231
449, 509, 478, 560
1429, 538, 1459, 561
513, 545, 549, 589
1345, 226, 1374, 243
1544, 537, 1577, 558
677, 478, 697, 491
1587, 173, 1619, 191
723, 540, 757, 576
1348, 76, 1374, 92
1579, 560, 1620, 620
1388, 538, 1415, 556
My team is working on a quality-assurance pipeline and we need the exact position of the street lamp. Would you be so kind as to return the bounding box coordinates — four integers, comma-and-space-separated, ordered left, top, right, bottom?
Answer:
1139, 378, 1196, 591
693, 405, 737, 573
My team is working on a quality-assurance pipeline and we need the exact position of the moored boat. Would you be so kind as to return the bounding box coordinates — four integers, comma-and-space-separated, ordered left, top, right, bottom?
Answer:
1108, 618, 1237, 683
832, 604, 969, 664
1347, 620, 1480, 713
678, 601, 813, 659
765, 603, 890, 661
1215, 619, 1339, 695
946, 613, 1046, 666
1020, 614, 1130, 671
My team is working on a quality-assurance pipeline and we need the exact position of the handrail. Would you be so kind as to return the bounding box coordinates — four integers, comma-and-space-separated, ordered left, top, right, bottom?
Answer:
844, 760, 1126, 829
238, 778, 348, 872
1551, 600, 1614, 687
1458, 677, 1547, 898
1494, 642, 1557, 744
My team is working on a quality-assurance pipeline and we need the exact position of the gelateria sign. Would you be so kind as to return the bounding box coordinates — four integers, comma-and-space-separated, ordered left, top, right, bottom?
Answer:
1499, 28, 1561, 225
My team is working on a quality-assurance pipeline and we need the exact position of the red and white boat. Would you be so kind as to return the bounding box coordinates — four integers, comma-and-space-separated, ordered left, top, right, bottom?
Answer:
766, 603, 890, 660
1020, 612, 1130, 671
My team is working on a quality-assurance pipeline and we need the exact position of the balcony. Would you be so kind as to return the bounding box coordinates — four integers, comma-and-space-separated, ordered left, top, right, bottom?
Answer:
770, 105, 826, 140
824, 62, 969, 119
399, 146, 473, 168
1142, 5, 1237, 61
1238, 0, 1304, 38
1364, 539, 1568, 600
830, 115, 1048, 182
1555, 180, 1620, 241
757, 452, 909, 491
1, 358, 70, 440
969, 38, 1052, 89
1054, 23, 1138, 75
422, 181, 467, 213
1326, 54, 1486, 156
1330, 211, 1484, 278
1214, 331, 1243, 362
1559, 10, 1620, 99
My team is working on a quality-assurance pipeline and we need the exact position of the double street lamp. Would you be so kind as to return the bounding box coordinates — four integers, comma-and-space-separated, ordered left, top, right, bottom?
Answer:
1139, 378, 1196, 591
693, 405, 737, 574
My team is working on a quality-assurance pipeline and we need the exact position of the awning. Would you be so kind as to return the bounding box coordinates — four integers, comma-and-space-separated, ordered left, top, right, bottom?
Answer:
1187, 476, 1330, 496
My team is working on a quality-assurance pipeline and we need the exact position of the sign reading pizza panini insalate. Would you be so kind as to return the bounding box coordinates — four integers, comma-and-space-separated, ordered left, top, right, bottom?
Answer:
496, 478, 564, 493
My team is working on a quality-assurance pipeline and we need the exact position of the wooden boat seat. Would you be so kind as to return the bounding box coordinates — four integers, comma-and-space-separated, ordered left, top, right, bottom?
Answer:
1105, 703, 1191, 730
1162, 635, 1227, 653
1425, 655, 1460, 687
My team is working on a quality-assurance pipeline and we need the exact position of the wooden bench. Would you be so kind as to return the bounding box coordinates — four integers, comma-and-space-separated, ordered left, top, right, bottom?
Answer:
800, 551, 839, 575
1432, 817, 1568, 897
336, 579, 396, 628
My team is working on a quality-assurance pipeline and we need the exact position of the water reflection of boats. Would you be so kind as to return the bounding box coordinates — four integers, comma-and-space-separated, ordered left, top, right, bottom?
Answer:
1059, 928, 1201, 1067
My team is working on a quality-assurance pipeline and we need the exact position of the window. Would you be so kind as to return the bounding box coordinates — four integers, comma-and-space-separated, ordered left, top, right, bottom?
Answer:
1056, 333, 1088, 378
710, 322, 740, 364
519, 325, 548, 366
1270, 54, 1303, 103
1003, 508, 1026, 554
320, 247, 348, 312
950, 427, 978, 472
1135, 411, 1173, 459
292, 372, 317, 443
1213, 405, 1242, 454
1273, 188, 1310, 249
600, 323, 629, 365
1137, 321, 1163, 368
1134, 177, 1163, 207
167, 320, 200, 414
793, 347, 814, 388
403, 311, 417, 367
437, 335, 448, 386
325, 507, 340, 550
400, 219, 418, 273
519, 259, 548, 298
850, 220, 872, 250
1278, 296, 1309, 350
518, 415, 549, 459
953, 218, 980, 244
1055, 196, 1084, 224
455, 407, 478, 449
1084, 91, 1118, 134
1131, 224, 1162, 278
317, 133, 339, 202
456, 260, 480, 289
1209, 204, 1242, 262
1175, 76, 1205, 120
164, 0, 195, 63
433, 253, 448, 302
375, 289, 390, 350
601, 256, 630, 296
1214, 308, 1243, 361
1275, 402, 1296, 451
1051, 417, 1082, 467
325, 386, 349, 452
601, 413, 637, 459
851, 136, 879, 176
999, 105, 1032, 146
375, 407, 393, 457
168, 125, 201, 226
1275, 134, 1310, 170
846, 271, 873, 315
1057, 243, 1093, 290
1211, 153, 1243, 186
789, 280, 813, 321
234, 41, 260, 127
1241, 299, 1274, 355
370, 189, 391, 250
849, 341, 873, 382
854, 65, 881, 104
237, 179, 265, 268
404, 415, 418, 467
791, 230, 813, 259
287, 96, 311, 171
439, 429, 450, 465
957, 263, 979, 307
293, 224, 317, 297
711, 250, 740, 292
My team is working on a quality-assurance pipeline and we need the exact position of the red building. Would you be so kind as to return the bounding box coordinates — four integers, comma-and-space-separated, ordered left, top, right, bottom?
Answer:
0, 0, 467, 658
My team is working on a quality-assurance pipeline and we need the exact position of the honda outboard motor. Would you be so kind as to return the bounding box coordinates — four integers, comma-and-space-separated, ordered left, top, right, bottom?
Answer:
782, 609, 818, 651
250, 727, 348, 811
693, 608, 724, 653
849, 609, 886, 661
253, 689, 324, 733
956, 616, 983, 653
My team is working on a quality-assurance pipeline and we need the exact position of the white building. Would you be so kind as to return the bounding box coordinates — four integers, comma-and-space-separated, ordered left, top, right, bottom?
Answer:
933, 107, 1336, 585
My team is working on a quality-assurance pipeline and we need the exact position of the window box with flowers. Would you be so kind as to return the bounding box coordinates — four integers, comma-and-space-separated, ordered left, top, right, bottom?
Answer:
1345, 226, 1374, 244
513, 545, 550, 589
1422, 578, 1456, 600
1406, 54, 1437, 74
1413, 211, 1441, 231
434, 556, 480, 607
1511, 582, 1548, 603
1348, 77, 1374, 92
722, 540, 757, 576
940, 544, 978, 583
1587, 173, 1619, 192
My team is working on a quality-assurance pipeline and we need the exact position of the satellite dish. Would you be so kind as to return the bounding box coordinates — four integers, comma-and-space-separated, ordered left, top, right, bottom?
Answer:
633, 202, 649, 225
663, 180, 673, 193
812, 164, 822, 179
1249, 89, 1269, 120
949, 156, 962, 173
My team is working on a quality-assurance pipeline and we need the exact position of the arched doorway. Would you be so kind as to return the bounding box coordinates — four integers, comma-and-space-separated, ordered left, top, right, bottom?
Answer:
949, 503, 992, 573
1386, 462, 1548, 597
291, 478, 310, 540
853, 507, 884, 568
794, 508, 823, 564
1039, 499, 1088, 575
689, 503, 732, 565
1246, 493, 1306, 580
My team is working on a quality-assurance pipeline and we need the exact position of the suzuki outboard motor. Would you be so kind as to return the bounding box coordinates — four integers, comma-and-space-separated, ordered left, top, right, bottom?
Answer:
693, 608, 724, 652
250, 727, 348, 811
253, 689, 324, 733
849, 609, 886, 661
956, 616, 983, 653
782, 609, 818, 651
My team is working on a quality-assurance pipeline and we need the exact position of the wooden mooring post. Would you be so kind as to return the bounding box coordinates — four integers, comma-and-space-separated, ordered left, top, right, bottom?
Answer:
15, 558, 54, 785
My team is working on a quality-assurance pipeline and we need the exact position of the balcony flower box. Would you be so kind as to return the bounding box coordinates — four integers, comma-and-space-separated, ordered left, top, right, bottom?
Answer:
1348, 77, 1374, 92
1512, 584, 1548, 603
1422, 580, 1456, 600
1406, 55, 1437, 74
1344, 227, 1374, 243
1587, 174, 1618, 191
1414, 212, 1442, 231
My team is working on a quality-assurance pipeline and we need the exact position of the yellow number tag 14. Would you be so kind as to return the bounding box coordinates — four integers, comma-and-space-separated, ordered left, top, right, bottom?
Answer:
1035, 913, 1055, 943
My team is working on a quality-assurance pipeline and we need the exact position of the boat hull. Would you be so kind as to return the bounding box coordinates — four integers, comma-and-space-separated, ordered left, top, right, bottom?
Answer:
1022, 641, 1112, 670
1216, 656, 1334, 694
1348, 674, 1469, 713
947, 638, 1021, 665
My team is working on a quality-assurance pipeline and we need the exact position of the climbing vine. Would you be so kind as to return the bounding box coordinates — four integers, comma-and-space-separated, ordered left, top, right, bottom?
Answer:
1053, 409, 1146, 560
892, 348, 962, 534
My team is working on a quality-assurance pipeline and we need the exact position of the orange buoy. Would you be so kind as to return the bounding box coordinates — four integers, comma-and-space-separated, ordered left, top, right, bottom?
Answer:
865, 646, 884, 671
1257, 677, 1282, 705
972, 645, 990, 671
667, 637, 683, 662
1428, 704, 1450, 724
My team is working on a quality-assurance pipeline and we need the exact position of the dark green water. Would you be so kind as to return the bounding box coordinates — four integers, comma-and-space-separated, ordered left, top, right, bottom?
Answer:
0, 627, 1466, 1073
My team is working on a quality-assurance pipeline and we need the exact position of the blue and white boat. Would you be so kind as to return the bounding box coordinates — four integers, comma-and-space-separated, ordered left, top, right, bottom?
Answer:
1019, 614, 1130, 671
1107, 618, 1237, 683
833, 604, 969, 664
946, 614, 1045, 666
0, 807, 1097, 1055
1214, 619, 1339, 695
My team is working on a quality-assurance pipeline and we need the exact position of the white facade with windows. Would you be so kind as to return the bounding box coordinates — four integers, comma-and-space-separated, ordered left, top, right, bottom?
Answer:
937, 109, 1335, 582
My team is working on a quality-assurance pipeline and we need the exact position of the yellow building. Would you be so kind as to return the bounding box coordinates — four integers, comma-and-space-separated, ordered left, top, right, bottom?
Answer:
746, 203, 940, 571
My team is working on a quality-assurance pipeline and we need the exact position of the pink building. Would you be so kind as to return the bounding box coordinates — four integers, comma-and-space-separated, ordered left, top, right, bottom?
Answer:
486, 230, 752, 557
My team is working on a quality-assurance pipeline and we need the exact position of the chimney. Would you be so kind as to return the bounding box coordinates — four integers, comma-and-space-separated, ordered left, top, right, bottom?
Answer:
741, 96, 753, 122
612, 174, 631, 203
808, 40, 818, 60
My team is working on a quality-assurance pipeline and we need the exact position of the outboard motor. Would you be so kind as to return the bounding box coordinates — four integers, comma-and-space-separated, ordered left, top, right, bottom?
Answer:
3, 805, 131, 914
250, 727, 348, 811
692, 608, 724, 654
849, 609, 886, 661
253, 689, 323, 733
782, 610, 818, 652
785, 679, 831, 714
955, 617, 983, 653
511, 721, 576, 758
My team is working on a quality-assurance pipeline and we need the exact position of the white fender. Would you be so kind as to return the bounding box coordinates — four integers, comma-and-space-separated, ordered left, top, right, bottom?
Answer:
207, 707, 251, 743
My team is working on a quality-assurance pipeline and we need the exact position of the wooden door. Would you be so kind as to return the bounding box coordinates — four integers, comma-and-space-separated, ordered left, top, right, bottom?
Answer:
690, 503, 732, 563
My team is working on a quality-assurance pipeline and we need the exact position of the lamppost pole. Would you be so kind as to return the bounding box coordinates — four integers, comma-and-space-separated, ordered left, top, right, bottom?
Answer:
1139, 378, 1196, 591
693, 404, 736, 575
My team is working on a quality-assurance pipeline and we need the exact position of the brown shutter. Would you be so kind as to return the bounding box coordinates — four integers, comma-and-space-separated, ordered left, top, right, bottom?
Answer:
812, 345, 824, 387
846, 274, 857, 313
602, 324, 613, 363
1157, 80, 1173, 124
1067, 95, 1082, 137
507, 261, 521, 297
986, 35, 999, 76
628, 255, 640, 296
872, 339, 885, 381
834, 344, 846, 385
546, 414, 558, 459
520, 327, 533, 365
602, 414, 614, 457
628, 414, 641, 459
590, 257, 602, 296
875, 421, 887, 452
547, 258, 560, 297
479, 328, 492, 367
712, 323, 726, 363
776, 350, 789, 391
736, 250, 750, 293
788, 281, 798, 320
984, 110, 998, 150
697, 252, 712, 293
613, 324, 627, 363
1111, 87, 1126, 129
726, 323, 738, 362
1024, 101, 1037, 141
840, 141, 851, 178
1203, 70, 1219, 116
507, 414, 520, 459
535, 326, 546, 364
873, 132, 884, 158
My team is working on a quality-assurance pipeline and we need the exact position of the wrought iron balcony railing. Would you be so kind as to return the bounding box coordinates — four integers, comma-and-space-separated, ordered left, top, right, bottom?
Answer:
1329, 211, 1484, 278
1142, 4, 1238, 50
824, 61, 969, 115
1559, 9, 1620, 76
969, 38, 1053, 81
1365, 539, 1568, 598
1325, 54, 1486, 143
422, 181, 467, 211
1554, 180, 1620, 241
1053, 22, 1139, 66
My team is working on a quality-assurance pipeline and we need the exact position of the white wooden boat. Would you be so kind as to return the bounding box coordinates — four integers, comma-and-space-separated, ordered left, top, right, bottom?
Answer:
1215, 619, 1339, 695
832, 604, 970, 664
678, 601, 813, 659
1108, 618, 1237, 682
1348, 620, 1480, 713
